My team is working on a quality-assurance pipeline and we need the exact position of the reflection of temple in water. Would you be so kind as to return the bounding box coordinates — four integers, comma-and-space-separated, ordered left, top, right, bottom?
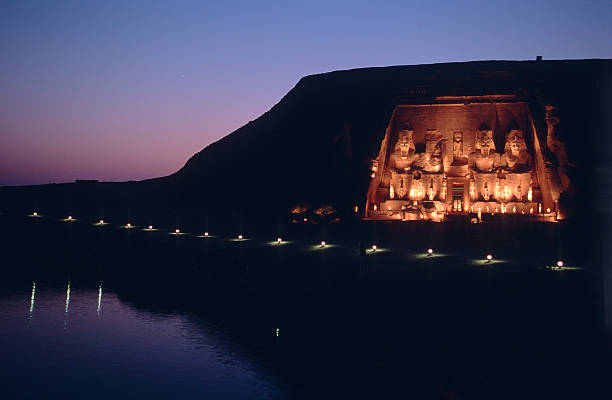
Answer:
365, 96, 570, 222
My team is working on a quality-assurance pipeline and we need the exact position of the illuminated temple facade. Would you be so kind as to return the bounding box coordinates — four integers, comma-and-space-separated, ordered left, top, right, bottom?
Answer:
365, 96, 570, 221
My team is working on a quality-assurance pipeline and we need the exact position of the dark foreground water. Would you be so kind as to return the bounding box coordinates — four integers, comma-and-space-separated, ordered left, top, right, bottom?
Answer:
1, 214, 610, 399
0, 284, 283, 399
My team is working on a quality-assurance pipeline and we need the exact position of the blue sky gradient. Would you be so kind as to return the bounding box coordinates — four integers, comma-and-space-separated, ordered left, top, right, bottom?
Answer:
1, 0, 610, 185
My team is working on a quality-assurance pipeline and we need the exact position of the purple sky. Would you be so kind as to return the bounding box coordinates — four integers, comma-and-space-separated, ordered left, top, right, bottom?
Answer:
1, 0, 610, 186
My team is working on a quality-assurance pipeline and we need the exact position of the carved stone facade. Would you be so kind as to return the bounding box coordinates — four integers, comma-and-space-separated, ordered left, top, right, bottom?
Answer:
365, 98, 569, 221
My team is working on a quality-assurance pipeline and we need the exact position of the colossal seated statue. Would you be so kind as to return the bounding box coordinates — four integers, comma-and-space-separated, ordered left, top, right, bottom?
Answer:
468, 130, 500, 173
500, 130, 532, 173
414, 130, 446, 173
391, 127, 416, 171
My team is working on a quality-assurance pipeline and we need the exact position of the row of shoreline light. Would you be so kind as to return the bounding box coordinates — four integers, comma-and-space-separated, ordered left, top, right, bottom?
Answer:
27, 211, 568, 267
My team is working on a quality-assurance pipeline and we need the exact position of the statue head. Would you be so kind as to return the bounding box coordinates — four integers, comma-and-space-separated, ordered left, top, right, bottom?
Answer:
398, 129, 414, 146
453, 132, 463, 143
474, 130, 495, 155
504, 130, 526, 156
396, 127, 415, 159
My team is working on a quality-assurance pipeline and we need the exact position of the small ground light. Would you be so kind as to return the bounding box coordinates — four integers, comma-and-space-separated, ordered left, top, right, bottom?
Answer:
427, 248, 433, 255
320, 241, 326, 247
303, 218, 308, 222
372, 245, 377, 251
33, 212, 38, 216
148, 225, 153, 230
127, 223, 131, 228
99, 220, 104, 224
238, 234, 243, 240
277, 237, 282, 243
68, 216, 72, 220
175, 229, 180, 234
204, 232, 209, 236
557, 260, 564, 267
486, 254, 493, 262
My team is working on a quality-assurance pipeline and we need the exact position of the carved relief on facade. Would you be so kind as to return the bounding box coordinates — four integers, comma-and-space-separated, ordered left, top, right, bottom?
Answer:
452, 132, 467, 165
545, 105, 571, 196
366, 102, 571, 221
545, 106, 568, 167
446, 131, 469, 177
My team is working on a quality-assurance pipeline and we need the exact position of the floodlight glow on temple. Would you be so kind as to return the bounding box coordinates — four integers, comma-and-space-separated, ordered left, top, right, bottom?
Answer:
365, 98, 570, 222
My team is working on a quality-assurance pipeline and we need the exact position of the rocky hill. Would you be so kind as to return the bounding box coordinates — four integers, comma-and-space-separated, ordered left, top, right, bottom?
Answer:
2, 60, 611, 221
171, 59, 612, 211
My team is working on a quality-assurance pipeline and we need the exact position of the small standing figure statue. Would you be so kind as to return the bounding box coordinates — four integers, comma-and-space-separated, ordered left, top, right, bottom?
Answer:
494, 179, 501, 200
440, 175, 447, 201
527, 185, 533, 202
503, 182, 511, 201
428, 180, 435, 201
516, 182, 523, 201
469, 176, 476, 200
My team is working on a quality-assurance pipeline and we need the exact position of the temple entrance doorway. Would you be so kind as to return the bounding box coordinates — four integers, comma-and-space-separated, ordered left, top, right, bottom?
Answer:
451, 184, 464, 213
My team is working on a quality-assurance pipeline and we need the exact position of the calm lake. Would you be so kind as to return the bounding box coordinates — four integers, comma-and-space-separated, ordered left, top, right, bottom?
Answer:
0, 214, 610, 399
0, 284, 285, 399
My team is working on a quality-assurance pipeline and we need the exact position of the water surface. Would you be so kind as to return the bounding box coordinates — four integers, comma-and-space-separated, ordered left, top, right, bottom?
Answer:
0, 215, 609, 399
0, 283, 285, 399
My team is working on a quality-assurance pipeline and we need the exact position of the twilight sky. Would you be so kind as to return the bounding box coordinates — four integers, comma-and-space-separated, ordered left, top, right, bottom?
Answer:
1, 0, 610, 186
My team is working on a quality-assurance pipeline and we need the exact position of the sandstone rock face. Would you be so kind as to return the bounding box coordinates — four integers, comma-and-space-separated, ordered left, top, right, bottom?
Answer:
366, 98, 565, 221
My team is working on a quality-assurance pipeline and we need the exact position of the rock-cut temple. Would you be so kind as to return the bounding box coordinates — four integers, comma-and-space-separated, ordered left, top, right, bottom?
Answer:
365, 95, 570, 222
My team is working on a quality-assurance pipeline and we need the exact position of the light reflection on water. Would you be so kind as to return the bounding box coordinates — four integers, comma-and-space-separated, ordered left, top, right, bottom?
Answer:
0, 283, 284, 399
97, 284, 102, 315
29, 281, 35, 317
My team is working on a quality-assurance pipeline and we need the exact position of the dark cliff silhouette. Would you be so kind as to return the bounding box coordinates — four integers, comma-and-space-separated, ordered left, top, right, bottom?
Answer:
1, 59, 611, 224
